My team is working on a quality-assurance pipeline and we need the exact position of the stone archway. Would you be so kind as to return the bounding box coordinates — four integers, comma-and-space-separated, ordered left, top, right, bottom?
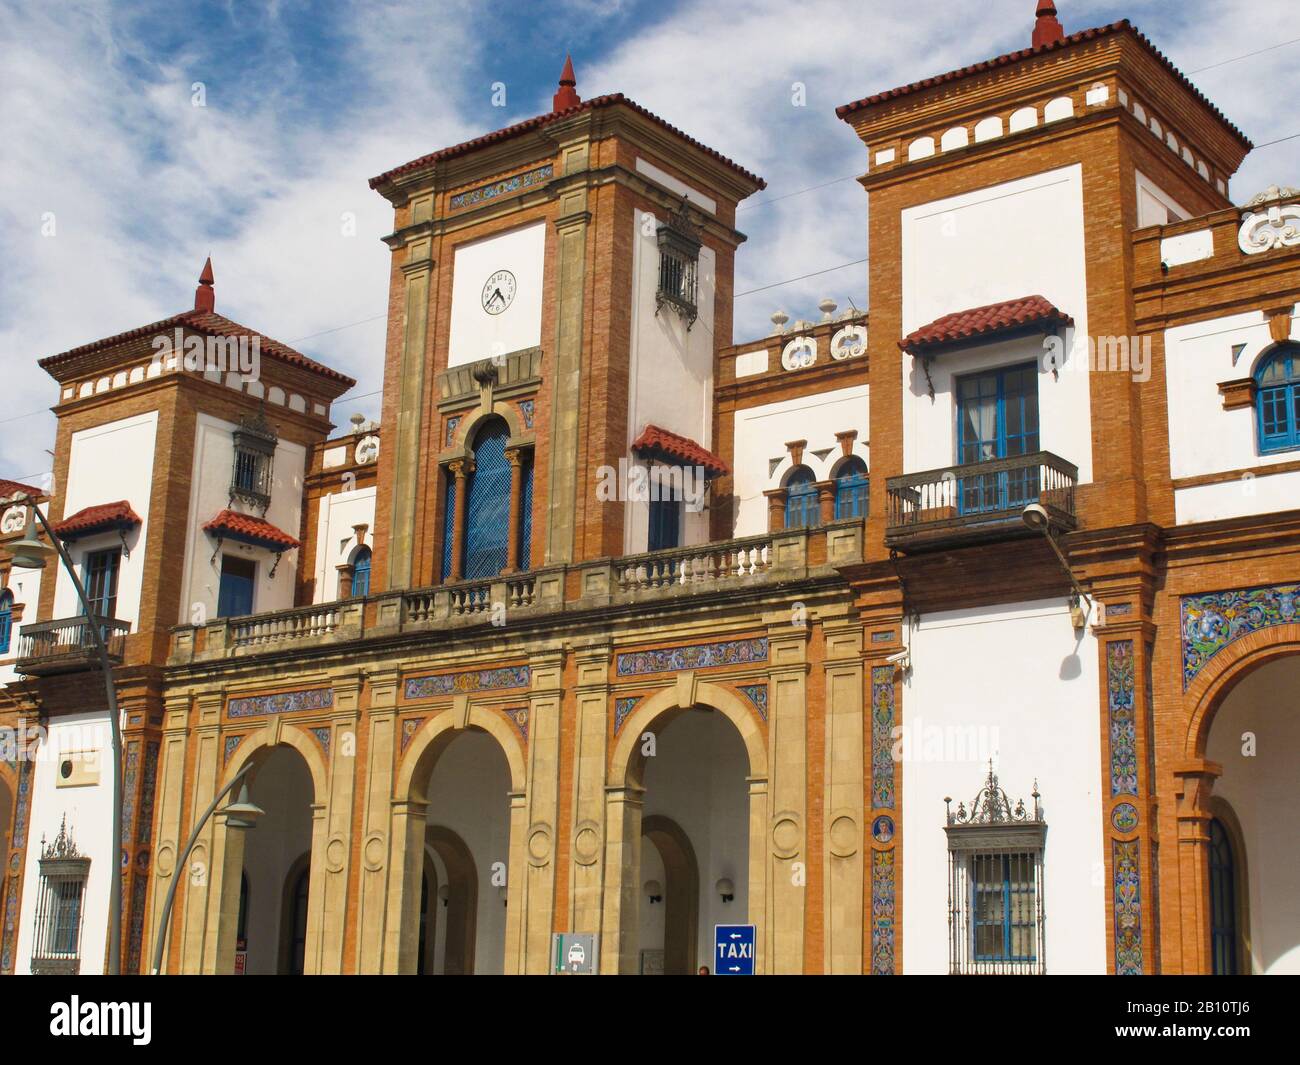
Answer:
1179, 631, 1300, 974
388, 708, 526, 974
602, 679, 768, 975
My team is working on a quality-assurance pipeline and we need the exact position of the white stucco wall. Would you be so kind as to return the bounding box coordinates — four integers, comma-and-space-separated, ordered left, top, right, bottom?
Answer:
900, 165, 1093, 483
1136, 170, 1189, 228
53, 411, 158, 627
901, 598, 1107, 974
0, 564, 42, 686
623, 204, 718, 553
180, 413, 306, 623
14, 710, 116, 975
1165, 305, 1300, 524
731, 386, 870, 537
447, 220, 546, 368
1206, 654, 1300, 974
311, 486, 377, 603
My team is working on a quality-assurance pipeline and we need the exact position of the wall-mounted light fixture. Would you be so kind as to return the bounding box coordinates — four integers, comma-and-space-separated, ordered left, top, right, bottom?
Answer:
645, 880, 663, 904
716, 878, 735, 904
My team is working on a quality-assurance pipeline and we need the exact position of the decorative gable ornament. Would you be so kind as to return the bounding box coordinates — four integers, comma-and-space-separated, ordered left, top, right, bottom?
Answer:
1238, 186, 1300, 255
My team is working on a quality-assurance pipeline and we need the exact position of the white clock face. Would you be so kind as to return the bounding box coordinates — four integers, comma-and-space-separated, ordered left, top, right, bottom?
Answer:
481, 270, 517, 315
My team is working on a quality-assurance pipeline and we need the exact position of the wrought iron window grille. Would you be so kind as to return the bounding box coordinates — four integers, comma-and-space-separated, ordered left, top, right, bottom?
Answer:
229, 410, 277, 511
655, 198, 701, 330
944, 763, 1047, 975
30, 816, 90, 976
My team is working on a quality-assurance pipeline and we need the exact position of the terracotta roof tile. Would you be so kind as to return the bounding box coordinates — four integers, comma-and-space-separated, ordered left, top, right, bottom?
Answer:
631, 424, 730, 478
900, 295, 1072, 353
836, 20, 1252, 149
203, 509, 300, 551
38, 310, 356, 389
52, 500, 142, 540
0, 479, 44, 503
370, 94, 765, 191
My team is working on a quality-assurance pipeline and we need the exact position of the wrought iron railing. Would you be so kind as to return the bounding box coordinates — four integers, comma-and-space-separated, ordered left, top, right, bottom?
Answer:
885, 451, 1077, 549
16, 616, 130, 675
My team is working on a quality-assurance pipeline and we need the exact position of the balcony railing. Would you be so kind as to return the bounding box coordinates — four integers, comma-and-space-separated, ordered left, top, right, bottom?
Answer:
16, 616, 130, 676
885, 451, 1077, 552
169, 522, 865, 665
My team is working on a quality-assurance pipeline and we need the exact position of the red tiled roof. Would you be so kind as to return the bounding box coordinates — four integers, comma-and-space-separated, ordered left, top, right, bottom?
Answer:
631, 424, 730, 478
370, 94, 766, 191
38, 310, 356, 388
836, 20, 1252, 149
203, 509, 300, 551
0, 479, 44, 503
52, 500, 142, 540
900, 295, 1072, 354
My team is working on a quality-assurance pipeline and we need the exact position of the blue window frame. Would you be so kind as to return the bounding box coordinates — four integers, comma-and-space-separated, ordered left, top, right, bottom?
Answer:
350, 547, 371, 598
1209, 818, 1239, 975
0, 591, 13, 654
957, 363, 1040, 515
1256, 344, 1300, 453
784, 466, 820, 529
518, 453, 533, 571
83, 548, 121, 619
463, 419, 511, 580
440, 469, 457, 581
971, 852, 1038, 963
833, 457, 869, 519
648, 496, 682, 551
217, 555, 255, 618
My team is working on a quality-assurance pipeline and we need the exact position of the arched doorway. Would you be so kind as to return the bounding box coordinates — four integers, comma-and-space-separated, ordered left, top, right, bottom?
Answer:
1203, 653, 1299, 974
632, 705, 751, 974
415, 729, 512, 974
239, 745, 315, 975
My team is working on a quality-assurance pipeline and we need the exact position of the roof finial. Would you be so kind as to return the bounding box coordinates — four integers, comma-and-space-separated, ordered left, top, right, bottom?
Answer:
1032, 0, 1064, 48
195, 256, 215, 313
553, 54, 580, 112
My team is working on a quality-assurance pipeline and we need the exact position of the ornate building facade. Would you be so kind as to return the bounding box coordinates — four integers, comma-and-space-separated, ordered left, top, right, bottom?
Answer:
1, 2, 1297, 975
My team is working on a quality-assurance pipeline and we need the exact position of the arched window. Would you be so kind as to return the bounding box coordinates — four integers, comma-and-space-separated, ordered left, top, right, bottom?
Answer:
784, 466, 820, 529
1209, 818, 1240, 975
0, 591, 12, 655
1256, 344, 1300, 453
349, 546, 371, 598
833, 457, 869, 520
441, 417, 533, 581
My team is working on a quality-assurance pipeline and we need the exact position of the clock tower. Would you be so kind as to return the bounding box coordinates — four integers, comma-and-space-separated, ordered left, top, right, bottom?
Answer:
368, 59, 765, 591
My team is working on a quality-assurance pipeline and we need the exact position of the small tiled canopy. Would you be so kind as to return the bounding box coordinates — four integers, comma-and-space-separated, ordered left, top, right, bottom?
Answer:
51, 500, 142, 541
202, 509, 300, 551
631, 424, 731, 479
899, 295, 1073, 356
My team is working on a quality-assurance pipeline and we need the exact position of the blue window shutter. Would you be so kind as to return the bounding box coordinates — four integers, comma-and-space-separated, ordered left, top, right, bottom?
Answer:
834, 458, 869, 519
464, 420, 511, 579
0, 592, 12, 654
350, 547, 371, 597
441, 471, 457, 580
1256, 345, 1300, 454
784, 467, 819, 529
518, 455, 533, 571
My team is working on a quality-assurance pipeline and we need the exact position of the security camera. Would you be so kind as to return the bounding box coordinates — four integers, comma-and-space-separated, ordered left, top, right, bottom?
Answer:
885, 649, 909, 664
1021, 503, 1050, 532
885, 649, 911, 673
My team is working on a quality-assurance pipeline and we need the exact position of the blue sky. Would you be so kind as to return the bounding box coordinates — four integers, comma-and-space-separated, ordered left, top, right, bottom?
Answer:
1, 0, 1296, 486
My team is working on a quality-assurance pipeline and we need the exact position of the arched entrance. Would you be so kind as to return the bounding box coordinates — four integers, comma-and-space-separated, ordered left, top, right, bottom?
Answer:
607, 681, 768, 975
399, 721, 517, 975
1200, 652, 1299, 974
239, 745, 315, 975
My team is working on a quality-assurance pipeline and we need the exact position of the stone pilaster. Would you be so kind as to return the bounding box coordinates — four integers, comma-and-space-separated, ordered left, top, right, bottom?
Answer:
183, 691, 224, 974
568, 644, 612, 937
142, 693, 192, 974
518, 648, 563, 972
312, 674, 361, 974
357, 669, 399, 973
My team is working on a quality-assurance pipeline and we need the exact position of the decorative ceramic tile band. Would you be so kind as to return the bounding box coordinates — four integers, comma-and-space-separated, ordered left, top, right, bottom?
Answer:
311, 727, 332, 758
616, 637, 767, 677
520, 399, 535, 429
613, 697, 641, 735
137, 742, 159, 846
228, 687, 334, 719
737, 684, 768, 721
1181, 582, 1300, 688
1111, 802, 1139, 832
1113, 838, 1143, 975
401, 717, 425, 752
1107, 641, 1138, 798
871, 848, 895, 975
224, 734, 245, 764
870, 665, 896, 809
449, 164, 554, 211
404, 666, 530, 700
502, 707, 529, 741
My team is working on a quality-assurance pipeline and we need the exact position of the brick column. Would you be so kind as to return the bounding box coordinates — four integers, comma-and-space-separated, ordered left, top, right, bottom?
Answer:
815, 480, 836, 525
764, 489, 787, 533
505, 447, 524, 573
1173, 760, 1222, 975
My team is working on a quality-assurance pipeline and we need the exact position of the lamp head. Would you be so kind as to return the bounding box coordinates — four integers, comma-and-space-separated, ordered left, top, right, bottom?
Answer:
8, 515, 54, 569
1021, 503, 1050, 532
221, 782, 265, 829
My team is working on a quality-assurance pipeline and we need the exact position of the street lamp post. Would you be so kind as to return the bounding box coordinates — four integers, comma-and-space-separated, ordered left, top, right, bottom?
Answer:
9, 498, 126, 975
149, 762, 263, 975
